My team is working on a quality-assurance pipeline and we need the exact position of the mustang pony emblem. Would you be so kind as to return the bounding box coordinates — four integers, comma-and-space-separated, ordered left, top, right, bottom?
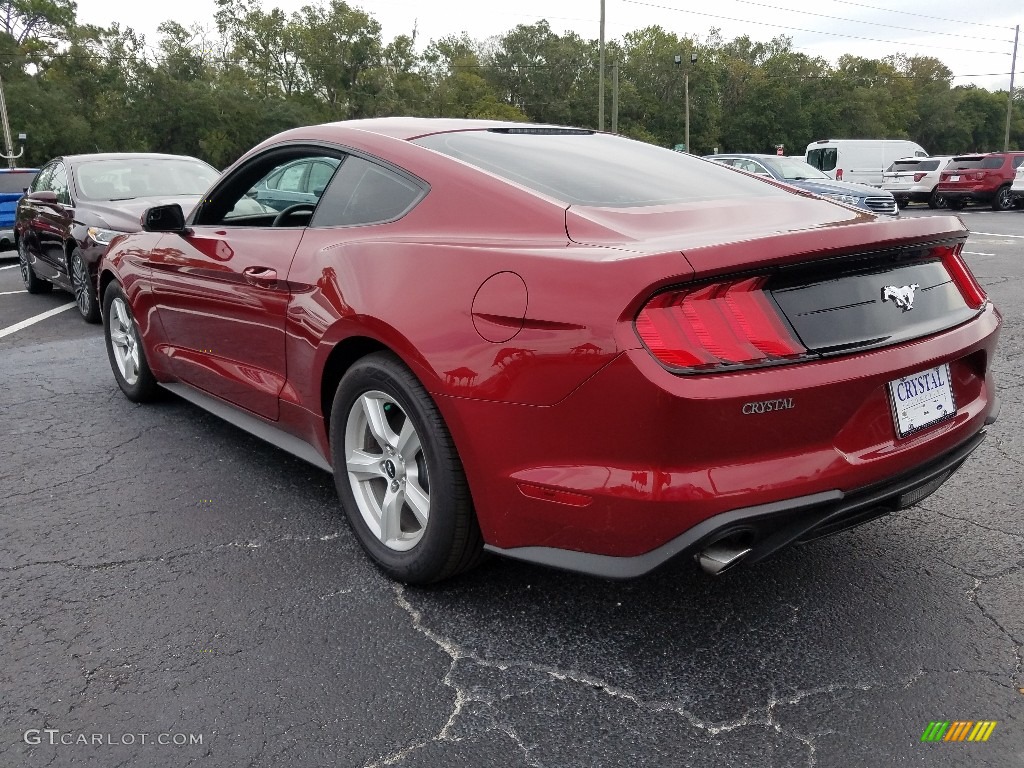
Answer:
881, 284, 919, 311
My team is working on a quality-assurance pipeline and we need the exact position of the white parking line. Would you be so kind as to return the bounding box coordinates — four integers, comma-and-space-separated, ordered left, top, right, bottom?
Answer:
0, 263, 19, 270
970, 231, 1024, 239
963, 251, 995, 256
0, 302, 76, 338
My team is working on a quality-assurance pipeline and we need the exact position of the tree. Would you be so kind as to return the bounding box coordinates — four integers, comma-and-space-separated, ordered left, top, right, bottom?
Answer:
291, 0, 382, 118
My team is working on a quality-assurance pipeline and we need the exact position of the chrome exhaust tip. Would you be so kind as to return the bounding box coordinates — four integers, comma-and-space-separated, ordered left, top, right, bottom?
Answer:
697, 543, 752, 575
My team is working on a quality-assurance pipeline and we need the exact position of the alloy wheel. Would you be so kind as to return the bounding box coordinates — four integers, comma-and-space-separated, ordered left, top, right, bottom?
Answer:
17, 240, 30, 285
995, 187, 1014, 211
72, 253, 91, 316
108, 297, 141, 385
344, 390, 430, 551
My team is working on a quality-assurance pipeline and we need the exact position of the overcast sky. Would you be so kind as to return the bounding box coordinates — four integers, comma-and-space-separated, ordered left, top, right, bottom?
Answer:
76, 0, 1021, 90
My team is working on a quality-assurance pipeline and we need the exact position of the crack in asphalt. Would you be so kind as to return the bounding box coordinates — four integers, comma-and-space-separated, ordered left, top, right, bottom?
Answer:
4, 429, 148, 502
368, 585, 878, 768
913, 503, 1024, 541
0, 531, 347, 573
966, 577, 1023, 687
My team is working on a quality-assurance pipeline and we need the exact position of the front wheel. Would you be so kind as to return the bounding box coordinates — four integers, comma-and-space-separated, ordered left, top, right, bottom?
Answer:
71, 248, 100, 323
18, 238, 52, 294
103, 282, 159, 402
330, 351, 483, 584
992, 185, 1014, 211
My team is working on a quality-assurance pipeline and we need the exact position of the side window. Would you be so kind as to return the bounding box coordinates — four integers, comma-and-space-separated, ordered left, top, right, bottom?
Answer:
264, 168, 284, 190
198, 149, 344, 226
31, 165, 54, 193
311, 155, 425, 228
307, 161, 336, 194
1013, 156, 1024, 169
49, 163, 70, 204
277, 163, 307, 193
807, 148, 836, 172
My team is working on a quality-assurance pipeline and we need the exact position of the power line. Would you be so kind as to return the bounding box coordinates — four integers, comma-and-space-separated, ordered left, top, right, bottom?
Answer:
727, 0, 1014, 44
619, 0, 1012, 56
823, 0, 1015, 31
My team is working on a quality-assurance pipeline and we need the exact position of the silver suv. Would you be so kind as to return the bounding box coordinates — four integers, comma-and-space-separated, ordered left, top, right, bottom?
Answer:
882, 156, 953, 209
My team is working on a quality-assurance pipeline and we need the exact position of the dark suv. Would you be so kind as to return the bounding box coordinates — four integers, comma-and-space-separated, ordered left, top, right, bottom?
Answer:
937, 152, 1024, 211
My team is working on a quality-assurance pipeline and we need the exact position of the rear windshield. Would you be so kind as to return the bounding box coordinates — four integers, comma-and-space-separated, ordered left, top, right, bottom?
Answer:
413, 130, 789, 207
0, 171, 37, 194
888, 159, 940, 171
948, 156, 1004, 170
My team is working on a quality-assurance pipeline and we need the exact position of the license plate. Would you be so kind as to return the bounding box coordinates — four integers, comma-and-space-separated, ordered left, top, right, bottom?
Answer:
888, 364, 956, 438
949, 175, 960, 182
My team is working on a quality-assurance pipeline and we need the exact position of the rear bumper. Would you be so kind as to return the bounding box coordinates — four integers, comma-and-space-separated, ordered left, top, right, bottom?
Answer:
442, 303, 1000, 568
487, 426, 991, 578
889, 190, 934, 204
939, 187, 998, 204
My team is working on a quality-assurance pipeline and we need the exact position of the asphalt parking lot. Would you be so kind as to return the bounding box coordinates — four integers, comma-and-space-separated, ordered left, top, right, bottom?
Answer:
2, 207, 1022, 767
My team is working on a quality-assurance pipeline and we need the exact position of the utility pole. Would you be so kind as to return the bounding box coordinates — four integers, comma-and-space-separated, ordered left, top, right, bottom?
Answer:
1005, 24, 1019, 152
598, 0, 605, 131
0, 75, 23, 168
684, 68, 690, 154
685, 52, 697, 153
611, 61, 619, 134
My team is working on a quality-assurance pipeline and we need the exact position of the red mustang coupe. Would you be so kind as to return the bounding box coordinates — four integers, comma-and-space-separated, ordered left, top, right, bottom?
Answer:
99, 118, 1000, 583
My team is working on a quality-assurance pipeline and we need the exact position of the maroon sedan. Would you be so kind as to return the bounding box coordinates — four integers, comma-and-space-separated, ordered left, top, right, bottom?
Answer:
16, 153, 221, 322
98, 118, 1000, 583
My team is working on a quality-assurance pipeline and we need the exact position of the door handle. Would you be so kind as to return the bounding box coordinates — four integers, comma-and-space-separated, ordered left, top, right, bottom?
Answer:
243, 266, 278, 287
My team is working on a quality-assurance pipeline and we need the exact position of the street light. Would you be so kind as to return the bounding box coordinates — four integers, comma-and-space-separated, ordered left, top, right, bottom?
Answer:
688, 53, 697, 153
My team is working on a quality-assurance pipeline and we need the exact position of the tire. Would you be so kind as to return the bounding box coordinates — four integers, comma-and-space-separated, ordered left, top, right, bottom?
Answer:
946, 198, 965, 210
330, 351, 483, 584
895, 199, 908, 210
70, 248, 100, 323
17, 237, 52, 294
103, 282, 159, 402
992, 185, 1014, 211
928, 190, 947, 209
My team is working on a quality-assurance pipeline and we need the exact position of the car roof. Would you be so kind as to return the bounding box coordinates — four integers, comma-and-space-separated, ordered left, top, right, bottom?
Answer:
50, 152, 207, 164
319, 117, 571, 141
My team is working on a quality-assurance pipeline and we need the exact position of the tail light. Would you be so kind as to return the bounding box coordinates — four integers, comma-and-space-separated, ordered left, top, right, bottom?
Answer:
635, 277, 807, 372
933, 243, 987, 309
913, 172, 927, 182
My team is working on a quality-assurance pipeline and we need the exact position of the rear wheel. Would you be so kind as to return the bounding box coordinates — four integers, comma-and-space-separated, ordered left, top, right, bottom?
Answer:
895, 199, 908, 210
330, 351, 483, 584
946, 198, 965, 210
927, 189, 947, 209
70, 248, 100, 323
18, 238, 52, 294
103, 282, 159, 402
992, 185, 1014, 211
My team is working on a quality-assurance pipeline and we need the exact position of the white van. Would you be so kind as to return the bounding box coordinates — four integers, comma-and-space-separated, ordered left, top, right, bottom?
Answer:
805, 139, 928, 187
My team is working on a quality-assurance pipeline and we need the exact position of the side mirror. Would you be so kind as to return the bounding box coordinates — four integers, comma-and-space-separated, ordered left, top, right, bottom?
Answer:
28, 190, 58, 204
142, 204, 189, 234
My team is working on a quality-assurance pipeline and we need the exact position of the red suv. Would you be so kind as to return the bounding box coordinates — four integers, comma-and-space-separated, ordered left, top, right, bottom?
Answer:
937, 152, 1024, 211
